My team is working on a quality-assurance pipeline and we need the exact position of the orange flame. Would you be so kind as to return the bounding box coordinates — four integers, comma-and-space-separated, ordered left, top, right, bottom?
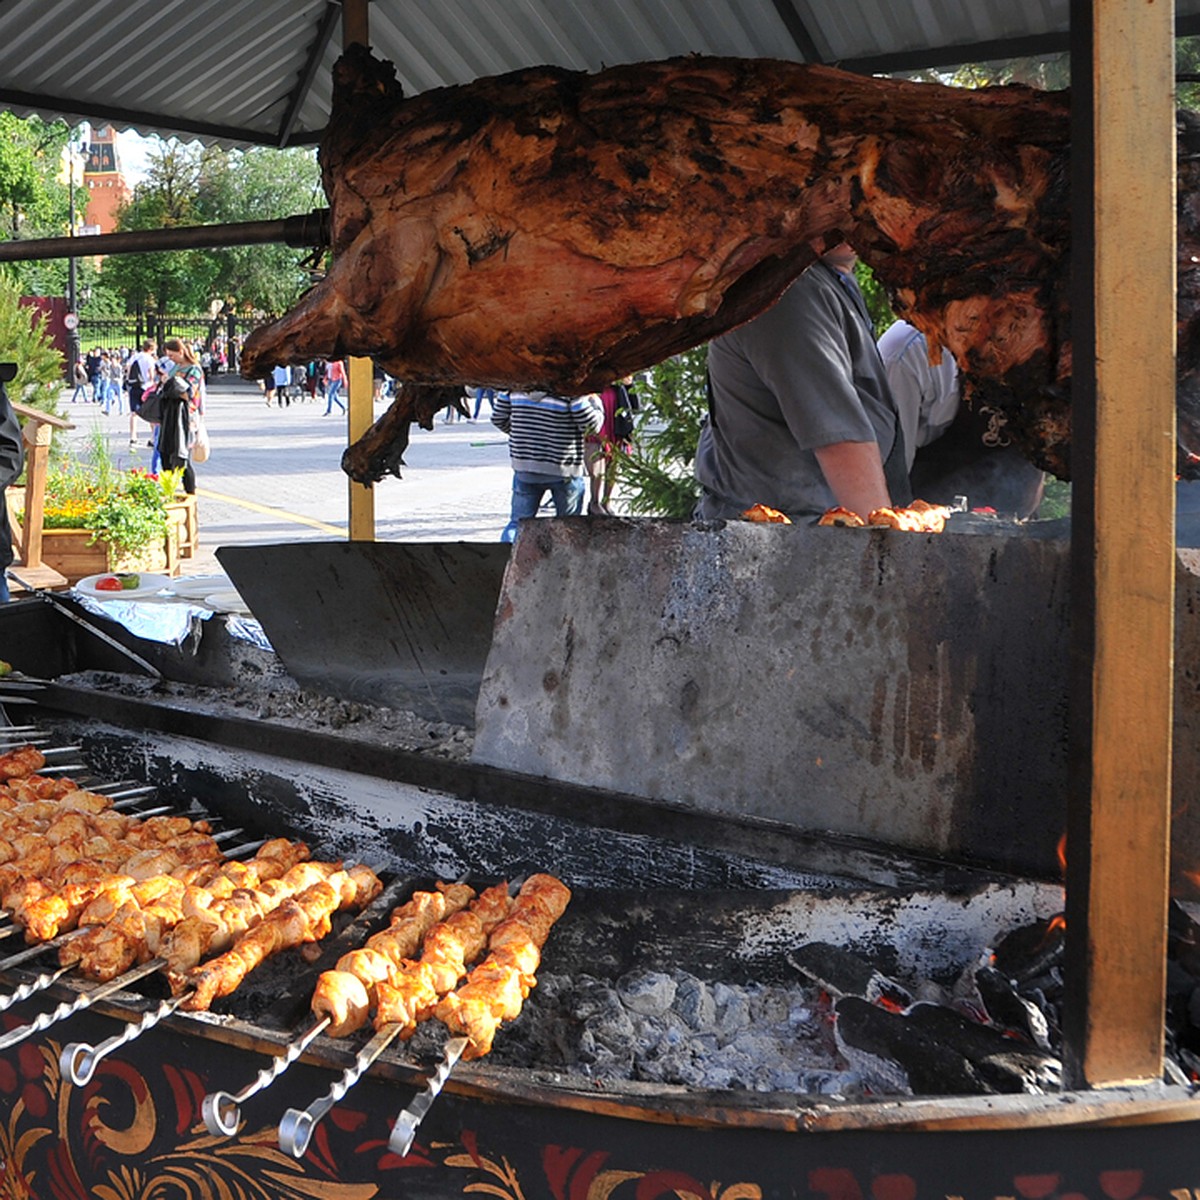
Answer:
1056, 833, 1067, 875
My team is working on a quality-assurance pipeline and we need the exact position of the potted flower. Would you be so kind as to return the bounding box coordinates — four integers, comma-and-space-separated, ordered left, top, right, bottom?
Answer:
18, 433, 181, 583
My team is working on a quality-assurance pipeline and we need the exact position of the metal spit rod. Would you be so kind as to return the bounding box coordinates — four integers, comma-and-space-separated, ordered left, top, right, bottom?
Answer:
199, 873, 421, 1138
0, 957, 164, 1052
0, 964, 72, 1013
0, 928, 87, 972
279, 1023, 403, 1158
276, 875, 508, 1158
202, 1016, 331, 1137
388, 1036, 469, 1157
62, 985, 190, 1086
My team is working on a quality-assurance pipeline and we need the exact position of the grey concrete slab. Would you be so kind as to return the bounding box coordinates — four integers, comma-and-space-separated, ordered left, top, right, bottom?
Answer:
472, 518, 1191, 881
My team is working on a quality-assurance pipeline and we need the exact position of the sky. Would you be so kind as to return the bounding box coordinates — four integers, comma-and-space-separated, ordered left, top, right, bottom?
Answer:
115, 129, 156, 185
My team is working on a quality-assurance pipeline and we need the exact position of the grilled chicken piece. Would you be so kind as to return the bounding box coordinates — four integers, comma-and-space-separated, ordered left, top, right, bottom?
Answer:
0, 746, 46, 781
310, 882, 475, 1037
309, 878, 472, 1036
312, 969, 373, 1038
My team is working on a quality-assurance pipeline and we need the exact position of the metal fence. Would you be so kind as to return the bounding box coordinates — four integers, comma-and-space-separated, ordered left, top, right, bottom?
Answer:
76, 310, 268, 363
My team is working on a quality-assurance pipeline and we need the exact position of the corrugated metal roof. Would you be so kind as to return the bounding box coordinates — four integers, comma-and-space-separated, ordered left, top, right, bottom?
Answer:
2, 0, 1200, 147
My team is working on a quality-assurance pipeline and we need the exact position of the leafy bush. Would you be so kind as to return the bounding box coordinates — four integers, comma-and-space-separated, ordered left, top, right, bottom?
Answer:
620, 347, 709, 518
38, 429, 170, 555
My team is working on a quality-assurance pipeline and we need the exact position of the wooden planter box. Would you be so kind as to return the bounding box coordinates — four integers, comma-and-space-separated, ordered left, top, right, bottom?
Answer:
38, 525, 180, 585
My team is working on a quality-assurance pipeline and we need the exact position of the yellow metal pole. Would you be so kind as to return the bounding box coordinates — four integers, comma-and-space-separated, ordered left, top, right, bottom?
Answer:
343, 0, 375, 541
1063, 0, 1176, 1087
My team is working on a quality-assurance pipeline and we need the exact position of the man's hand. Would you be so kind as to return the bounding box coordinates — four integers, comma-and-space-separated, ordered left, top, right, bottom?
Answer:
813, 440, 892, 517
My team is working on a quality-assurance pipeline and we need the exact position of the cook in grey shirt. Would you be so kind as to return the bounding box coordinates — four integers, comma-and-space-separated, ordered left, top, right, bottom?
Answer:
695, 246, 910, 522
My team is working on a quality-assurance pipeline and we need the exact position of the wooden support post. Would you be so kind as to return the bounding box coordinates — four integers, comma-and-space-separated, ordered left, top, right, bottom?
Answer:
341, 0, 369, 49
342, 0, 375, 542
1063, 0, 1176, 1088
10, 402, 73, 574
346, 356, 375, 540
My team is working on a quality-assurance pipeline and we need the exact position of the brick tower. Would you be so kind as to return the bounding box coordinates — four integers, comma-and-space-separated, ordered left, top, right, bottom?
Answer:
82, 123, 130, 235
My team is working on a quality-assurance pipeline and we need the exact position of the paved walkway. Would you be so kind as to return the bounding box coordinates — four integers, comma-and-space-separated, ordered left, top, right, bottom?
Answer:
59, 377, 518, 574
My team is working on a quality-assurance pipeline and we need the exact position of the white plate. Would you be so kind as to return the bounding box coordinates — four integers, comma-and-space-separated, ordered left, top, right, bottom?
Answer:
165, 574, 231, 600
76, 572, 172, 600
203, 589, 252, 615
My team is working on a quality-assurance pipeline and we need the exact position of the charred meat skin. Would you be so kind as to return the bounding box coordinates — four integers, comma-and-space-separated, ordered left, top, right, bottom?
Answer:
241, 48, 1200, 485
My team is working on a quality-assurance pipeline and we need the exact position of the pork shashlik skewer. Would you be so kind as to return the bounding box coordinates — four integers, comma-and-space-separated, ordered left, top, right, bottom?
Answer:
277, 880, 510, 1159
202, 879, 475, 1137
0, 839, 302, 1021
386, 874, 571, 1157
433, 873, 572, 1059
311, 880, 483, 1038
61, 865, 384, 1086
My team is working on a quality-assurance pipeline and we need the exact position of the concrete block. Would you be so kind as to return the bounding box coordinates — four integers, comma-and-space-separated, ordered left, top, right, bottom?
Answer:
473, 519, 1079, 875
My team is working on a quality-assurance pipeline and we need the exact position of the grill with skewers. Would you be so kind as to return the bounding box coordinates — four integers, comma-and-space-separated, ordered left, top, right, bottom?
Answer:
3, 600, 1200, 1199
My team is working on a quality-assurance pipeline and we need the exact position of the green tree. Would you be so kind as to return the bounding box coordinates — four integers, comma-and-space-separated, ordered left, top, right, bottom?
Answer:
0, 276, 65, 417
0, 114, 82, 299
101, 139, 321, 319
100, 141, 220, 314
192, 145, 322, 314
621, 348, 709, 517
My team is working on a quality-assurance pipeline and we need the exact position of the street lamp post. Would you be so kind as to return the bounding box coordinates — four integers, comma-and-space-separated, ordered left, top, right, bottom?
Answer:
66, 136, 79, 381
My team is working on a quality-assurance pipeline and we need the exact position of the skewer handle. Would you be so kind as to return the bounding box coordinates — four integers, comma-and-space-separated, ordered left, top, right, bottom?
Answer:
279, 1024, 400, 1158
61, 990, 189, 1086
388, 1036, 468, 1157
0, 964, 70, 1013
202, 1016, 331, 1137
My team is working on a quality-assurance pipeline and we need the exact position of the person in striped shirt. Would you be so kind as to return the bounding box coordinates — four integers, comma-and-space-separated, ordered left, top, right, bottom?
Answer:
493, 390, 603, 542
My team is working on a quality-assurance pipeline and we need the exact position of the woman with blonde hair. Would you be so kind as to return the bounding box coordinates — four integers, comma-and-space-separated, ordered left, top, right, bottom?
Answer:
159, 337, 205, 494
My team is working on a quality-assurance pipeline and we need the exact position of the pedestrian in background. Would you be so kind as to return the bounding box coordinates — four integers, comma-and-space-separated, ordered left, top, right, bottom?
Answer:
493, 390, 602, 542
70, 358, 89, 403
585, 377, 639, 515
324, 359, 346, 414
160, 337, 204, 495
0, 365, 24, 602
126, 339, 157, 448
102, 351, 124, 415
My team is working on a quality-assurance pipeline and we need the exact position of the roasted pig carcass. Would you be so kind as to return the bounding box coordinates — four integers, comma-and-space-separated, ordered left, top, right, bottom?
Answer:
240, 47, 1200, 484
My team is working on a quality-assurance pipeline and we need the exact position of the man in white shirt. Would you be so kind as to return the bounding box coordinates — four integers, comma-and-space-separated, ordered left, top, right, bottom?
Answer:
127, 339, 158, 448
878, 320, 1044, 517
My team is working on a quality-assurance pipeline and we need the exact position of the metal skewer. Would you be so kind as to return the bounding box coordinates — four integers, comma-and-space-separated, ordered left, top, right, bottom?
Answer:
388, 1036, 469, 1157
279, 1023, 403, 1158
92, 783, 158, 800
0, 927, 87, 972
0, 964, 72, 1013
61, 984, 191, 1086
202, 1016, 331, 1136
0, 956, 164, 1052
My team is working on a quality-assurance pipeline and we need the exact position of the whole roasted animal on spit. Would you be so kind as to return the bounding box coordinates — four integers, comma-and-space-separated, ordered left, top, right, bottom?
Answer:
240, 46, 1200, 485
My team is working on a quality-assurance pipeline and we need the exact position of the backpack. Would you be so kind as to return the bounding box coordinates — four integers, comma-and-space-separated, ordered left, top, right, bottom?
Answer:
611, 383, 639, 441
127, 358, 142, 385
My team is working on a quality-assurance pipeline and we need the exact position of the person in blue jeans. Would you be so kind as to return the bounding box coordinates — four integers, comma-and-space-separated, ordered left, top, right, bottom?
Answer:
492, 390, 602, 543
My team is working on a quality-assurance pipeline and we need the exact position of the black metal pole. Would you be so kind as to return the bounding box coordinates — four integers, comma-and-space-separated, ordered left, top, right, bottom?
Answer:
66, 146, 78, 383
0, 210, 329, 263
